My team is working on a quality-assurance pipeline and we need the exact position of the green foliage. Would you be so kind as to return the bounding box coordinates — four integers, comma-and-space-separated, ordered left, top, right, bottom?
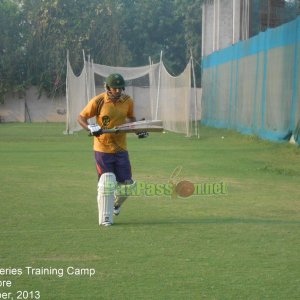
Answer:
121, 0, 185, 70
1, 0, 204, 99
21, 0, 90, 96
0, 0, 27, 102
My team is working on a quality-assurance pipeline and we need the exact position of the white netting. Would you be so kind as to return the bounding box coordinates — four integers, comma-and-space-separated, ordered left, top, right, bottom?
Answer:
201, 17, 300, 141
65, 53, 200, 136
65, 54, 89, 133
156, 61, 192, 135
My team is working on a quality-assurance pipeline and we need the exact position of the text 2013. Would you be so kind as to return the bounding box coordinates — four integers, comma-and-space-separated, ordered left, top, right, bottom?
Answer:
16, 291, 41, 299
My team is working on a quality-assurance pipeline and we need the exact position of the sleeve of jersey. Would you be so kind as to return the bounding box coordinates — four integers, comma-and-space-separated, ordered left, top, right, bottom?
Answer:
79, 97, 98, 118
127, 99, 135, 119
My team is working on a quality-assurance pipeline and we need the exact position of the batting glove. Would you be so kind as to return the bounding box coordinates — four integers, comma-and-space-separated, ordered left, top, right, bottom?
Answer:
88, 124, 103, 137
136, 131, 149, 139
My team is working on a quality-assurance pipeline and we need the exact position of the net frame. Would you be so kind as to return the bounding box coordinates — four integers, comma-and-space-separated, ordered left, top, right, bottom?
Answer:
65, 51, 200, 137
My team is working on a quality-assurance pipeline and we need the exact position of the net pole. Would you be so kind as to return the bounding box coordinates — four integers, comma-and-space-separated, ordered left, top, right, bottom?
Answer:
91, 59, 96, 98
202, 1, 206, 57
65, 50, 70, 134
87, 54, 91, 100
233, 0, 236, 43
155, 50, 163, 120
216, 0, 220, 51
290, 18, 299, 131
190, 50, 199, 138
213, 0, 216, 52
83, 50, 89, 106
149, 56, 157, 120
148, 56, 153, 119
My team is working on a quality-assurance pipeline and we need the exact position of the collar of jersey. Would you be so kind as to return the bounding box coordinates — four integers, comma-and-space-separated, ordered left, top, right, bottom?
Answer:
105, 93, 127, 103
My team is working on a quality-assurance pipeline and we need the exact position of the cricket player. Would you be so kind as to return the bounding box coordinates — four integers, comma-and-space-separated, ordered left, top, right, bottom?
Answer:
77, 73, 138, 225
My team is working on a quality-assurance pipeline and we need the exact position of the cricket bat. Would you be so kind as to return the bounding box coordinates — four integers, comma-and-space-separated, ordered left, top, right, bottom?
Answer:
89, 120, 164, 135
102, 123, 163, 134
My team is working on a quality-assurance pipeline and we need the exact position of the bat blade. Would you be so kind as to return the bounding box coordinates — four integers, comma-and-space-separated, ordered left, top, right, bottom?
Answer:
117, 119, 163, 129
102, 125, 164, 134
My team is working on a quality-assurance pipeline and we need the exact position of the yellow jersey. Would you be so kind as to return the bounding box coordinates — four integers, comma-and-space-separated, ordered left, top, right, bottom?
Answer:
80, 92, 135, 153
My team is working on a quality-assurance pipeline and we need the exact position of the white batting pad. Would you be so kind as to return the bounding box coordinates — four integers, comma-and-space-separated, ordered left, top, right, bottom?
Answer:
97, 172, 117, 226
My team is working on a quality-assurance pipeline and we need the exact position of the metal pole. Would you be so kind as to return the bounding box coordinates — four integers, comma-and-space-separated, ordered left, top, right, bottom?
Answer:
202, 1, 206, 57
190, 50, 199, 138
213, 0, 216, 51
82, 50, 89, 106
155, 50, 163, 120
216, 0, 220, 51
65, 50, 70, 134
233, 0, 236, 44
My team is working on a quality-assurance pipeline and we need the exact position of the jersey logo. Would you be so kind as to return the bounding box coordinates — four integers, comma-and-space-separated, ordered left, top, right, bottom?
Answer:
102, 115, 111, 127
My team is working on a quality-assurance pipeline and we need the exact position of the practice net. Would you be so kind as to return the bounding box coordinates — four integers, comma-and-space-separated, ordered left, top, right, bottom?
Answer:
65, 53, 200, 137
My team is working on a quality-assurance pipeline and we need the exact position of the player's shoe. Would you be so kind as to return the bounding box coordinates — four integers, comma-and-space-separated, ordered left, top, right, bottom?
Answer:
101, 221, 112, 227
114, 205, 121, 216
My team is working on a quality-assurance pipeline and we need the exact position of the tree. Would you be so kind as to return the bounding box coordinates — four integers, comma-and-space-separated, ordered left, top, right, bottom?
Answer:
120, 0, 187, 73
21, 0, 90, 96
0, 0, 204, 97
121, 0, 203, 76
174, 0, 203, 82
20, 0, 133, 96
0, 0, 25, 101
83, 0, 132, 66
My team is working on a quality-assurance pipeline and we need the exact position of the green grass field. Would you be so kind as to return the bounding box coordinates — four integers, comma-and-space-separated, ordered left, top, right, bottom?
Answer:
0, 123, 299, 300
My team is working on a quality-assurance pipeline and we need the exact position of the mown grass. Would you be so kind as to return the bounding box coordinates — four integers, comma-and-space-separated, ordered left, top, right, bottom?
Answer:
0, 123, 299, 299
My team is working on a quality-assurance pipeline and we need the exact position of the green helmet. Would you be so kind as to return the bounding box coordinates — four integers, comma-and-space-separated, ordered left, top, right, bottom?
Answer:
105, 73, 125, 88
